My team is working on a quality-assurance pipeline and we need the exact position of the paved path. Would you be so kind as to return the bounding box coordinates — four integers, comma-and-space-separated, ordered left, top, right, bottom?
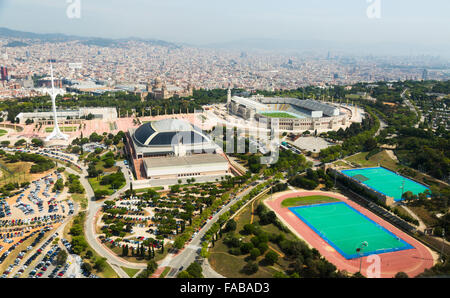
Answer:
68, 165, 146, 279
400, 205, 427, 232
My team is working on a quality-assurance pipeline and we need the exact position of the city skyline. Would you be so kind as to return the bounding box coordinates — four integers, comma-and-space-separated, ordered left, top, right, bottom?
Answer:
0, 0, 449, 57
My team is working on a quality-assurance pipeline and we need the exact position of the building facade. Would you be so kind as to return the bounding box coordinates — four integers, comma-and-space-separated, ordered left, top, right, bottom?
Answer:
146, 77, 193, 100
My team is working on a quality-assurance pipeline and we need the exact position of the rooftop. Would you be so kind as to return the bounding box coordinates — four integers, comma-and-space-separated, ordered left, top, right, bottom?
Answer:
143, 153, 227, 169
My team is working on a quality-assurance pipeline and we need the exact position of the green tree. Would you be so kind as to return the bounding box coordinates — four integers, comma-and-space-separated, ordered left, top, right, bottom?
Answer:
14, 139, 26, 147
241, 261, 258, 275
94, 257, 108, 272
31, 138, 44, 147
224, 219, 237, 232
249, 248, 261, 260
56, 249, 68, 265
264, 251, 278, 265
186, 262, 203, 278
394, 272, 409, 278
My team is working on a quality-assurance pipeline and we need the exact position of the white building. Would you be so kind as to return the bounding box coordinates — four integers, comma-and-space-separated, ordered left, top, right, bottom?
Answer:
143, 154, 229, 180
15, 107, 118, 124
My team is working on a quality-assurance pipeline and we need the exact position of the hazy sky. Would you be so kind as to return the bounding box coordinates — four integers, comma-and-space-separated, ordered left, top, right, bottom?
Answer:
0, 0, 449, 47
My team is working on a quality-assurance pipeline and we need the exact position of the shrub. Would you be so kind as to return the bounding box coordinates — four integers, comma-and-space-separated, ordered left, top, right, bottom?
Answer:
224, 219, 237, 232
186, 262, 203, 278
242, 261, 258, 275
240, 242, 254, 254
249, 248, 261, 260
264, 251, 278, 265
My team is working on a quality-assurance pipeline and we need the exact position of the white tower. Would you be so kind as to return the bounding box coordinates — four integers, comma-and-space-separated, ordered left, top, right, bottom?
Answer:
46, 64, 68, 141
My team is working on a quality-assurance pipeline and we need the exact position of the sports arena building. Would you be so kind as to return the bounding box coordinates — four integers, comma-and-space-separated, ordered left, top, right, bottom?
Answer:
127, 118, 230, 181
227, 93, 352, 132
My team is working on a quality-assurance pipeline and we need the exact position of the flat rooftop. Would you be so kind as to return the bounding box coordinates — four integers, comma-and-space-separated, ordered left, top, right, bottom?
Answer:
143, 153, 228, 169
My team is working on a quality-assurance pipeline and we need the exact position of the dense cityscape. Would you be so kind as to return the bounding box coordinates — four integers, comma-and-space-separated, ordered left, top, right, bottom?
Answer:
1, 28, 449, 100
0, 1, 448, 293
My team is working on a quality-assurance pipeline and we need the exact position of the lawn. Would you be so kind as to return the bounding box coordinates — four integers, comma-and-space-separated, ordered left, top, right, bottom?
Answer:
408, 206, 440, 227
88, 177, 115, 196
159, 267, 171, 278
121, 267, 140, 278
345, 94, 365, 100
345, 150, 399, 171
48, 157, 82, 174
281, 195, 340, 207
90, 249, 119, 278
261, 112, 298, 119
72, 193, 88, 210
0, 129, 7, 137
0, 159, 32, 188
95, 160, 120, 174
45, 126, 77, 133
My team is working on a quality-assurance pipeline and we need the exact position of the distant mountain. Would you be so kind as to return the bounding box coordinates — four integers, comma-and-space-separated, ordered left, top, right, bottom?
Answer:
5, 41, 29, 47
0, 27, 74, 42
0, 27, 180, 48
205, 38, 336, 52
204, 38, 450, 59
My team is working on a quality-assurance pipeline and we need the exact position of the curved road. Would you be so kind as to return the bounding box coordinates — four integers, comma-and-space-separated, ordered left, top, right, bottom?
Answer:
70, 164, 148, 278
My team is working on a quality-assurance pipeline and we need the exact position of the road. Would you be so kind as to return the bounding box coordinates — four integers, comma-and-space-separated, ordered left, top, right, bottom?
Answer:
165, 182, 263, 278
67, 157, 242, 278
71, 165, 147, 278
375, 116, 388, 137
401, 88, 421, 128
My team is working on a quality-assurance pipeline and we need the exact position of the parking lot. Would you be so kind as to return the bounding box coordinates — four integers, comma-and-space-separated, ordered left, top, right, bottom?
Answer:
0, 167, 77, 274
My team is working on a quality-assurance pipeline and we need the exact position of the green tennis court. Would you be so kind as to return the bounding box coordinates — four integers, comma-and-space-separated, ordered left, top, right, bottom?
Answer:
341, 167, 430, 201
289, 202, 413, 259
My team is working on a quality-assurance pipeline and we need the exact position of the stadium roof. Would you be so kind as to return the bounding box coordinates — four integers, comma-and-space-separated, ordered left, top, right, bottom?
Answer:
261, 97, 340, 116
133, 118, 208, 147
231, 96, 269, 110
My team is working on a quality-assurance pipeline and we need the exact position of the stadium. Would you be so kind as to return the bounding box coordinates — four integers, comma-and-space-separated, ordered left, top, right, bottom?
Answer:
227, 94, 354, 132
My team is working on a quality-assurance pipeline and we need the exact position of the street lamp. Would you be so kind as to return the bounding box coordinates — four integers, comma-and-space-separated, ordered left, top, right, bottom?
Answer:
356, 241, 368, 273
400, 179, 405, 201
